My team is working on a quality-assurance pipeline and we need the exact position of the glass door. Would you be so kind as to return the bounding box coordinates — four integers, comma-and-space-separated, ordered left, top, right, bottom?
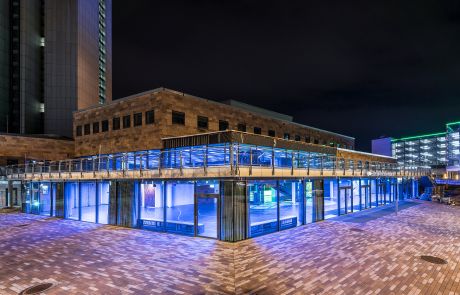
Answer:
339, 187, 352, 215
197, 196, 218, 238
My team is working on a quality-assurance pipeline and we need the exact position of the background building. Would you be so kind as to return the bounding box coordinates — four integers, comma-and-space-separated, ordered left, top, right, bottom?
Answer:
372, 121, 460, 178
0, 0, 112, 137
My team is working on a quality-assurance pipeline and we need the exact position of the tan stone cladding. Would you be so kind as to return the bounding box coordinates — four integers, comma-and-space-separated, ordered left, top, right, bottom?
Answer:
73, 88, 355, 157
0, 134, 74, 165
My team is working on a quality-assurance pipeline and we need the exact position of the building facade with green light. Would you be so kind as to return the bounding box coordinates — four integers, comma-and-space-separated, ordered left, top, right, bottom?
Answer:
372, 121, 460, 177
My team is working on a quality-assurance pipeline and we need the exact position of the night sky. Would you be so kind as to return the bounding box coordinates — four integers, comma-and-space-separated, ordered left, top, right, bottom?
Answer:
113, 0, 460, 151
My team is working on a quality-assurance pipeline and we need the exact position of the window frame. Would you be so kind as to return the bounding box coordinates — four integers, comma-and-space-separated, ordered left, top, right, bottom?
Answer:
145, 110, 154, 125
113, 117, 120, 130
123, 115, 131, 129
133, 112, 142, 127
172, 110, 185, 125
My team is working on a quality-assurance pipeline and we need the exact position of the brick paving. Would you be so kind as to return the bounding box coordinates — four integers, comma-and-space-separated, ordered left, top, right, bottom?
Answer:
1, 200, 460, 294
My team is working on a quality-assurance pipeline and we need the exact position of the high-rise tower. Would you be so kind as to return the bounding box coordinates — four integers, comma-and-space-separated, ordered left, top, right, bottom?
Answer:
0, 0, 112, 137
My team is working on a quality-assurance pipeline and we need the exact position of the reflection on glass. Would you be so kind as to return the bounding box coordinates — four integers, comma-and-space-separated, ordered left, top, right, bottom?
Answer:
166, 181, 195, 236
323, 179, 338, 219
279, 180, 302, 229
352, 180, 360, 212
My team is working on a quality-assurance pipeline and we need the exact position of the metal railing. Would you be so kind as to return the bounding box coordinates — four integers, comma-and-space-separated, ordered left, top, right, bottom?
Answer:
4, 145, 431, 180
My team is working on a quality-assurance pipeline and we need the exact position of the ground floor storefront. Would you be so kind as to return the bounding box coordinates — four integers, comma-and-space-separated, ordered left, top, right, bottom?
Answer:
19, 177, 419, 241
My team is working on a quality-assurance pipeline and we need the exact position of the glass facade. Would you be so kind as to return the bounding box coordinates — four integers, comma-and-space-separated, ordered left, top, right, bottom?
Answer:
19, 177, 416, 241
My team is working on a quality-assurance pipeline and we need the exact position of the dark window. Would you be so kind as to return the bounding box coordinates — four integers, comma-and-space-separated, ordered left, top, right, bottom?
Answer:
134, 113, 142, 127
268, 130, 276, 137
305, 136, 311, 143
314, 139, 319, 144
237, 123, 246, 132
76, 125, 82, 136
101, 120, 109, 132
219, 120, 229, 131
284, 133, 290, 140
172, 111, 185, 125
330, 142, 334, 147
145, 110, 154, 124
253, 127, 261, 134
123, 115, 131, 128
93, 122, 99, 134
84, 124, 90, 135
295, 135, 300, 141
197, 116, 208, 129
113, 117, 120, 130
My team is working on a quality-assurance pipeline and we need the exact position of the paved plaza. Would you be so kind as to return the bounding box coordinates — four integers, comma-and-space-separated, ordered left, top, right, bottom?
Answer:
1, 200, 460, 294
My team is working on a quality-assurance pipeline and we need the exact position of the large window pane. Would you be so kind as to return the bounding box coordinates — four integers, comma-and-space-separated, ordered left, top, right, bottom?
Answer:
305, 180, 314, 223
323, 179, 338, 219
166, 181, 195, 236
140, 181, 165, 231
81, 182, 96, 223
279, 180, 302, 229
98, 181, 110, 224
65, 182, 79, 220
39, 182, 51, 216
248, 180, 278, 237
352, 180, 361, 211
196, 180, 219, 238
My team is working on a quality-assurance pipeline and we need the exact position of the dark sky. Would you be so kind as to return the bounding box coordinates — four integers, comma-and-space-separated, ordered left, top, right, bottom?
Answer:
113, 0, 460, 151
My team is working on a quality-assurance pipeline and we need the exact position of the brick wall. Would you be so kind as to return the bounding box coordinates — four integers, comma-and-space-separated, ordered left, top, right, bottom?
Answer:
73, 88, 355, 157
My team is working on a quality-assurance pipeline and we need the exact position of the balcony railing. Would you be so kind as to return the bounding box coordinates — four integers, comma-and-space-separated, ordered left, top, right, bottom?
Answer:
4, 144, 431, 180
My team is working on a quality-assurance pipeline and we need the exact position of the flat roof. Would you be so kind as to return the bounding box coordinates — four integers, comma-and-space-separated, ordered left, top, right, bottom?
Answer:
391, 132, 446, 142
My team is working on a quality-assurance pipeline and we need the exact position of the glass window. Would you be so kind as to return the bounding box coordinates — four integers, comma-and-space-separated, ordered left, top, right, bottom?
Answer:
145, 110, 154, 124
98, 181, 110, 224
294, 135, 301, 141
219, 120, 229, 131
93, 122, 99, 134
140, 181, 164, 231
284, 133, 290, 140
197, 116, 208, 129
305, 136, 311, 143
123, 115, 131, 128
81, 182, 96, 223
134, 112, 142, 126
65, 182, 79, 220
172, 111, 185, 125
279, 180, 302, 229
323, 179, 338, 219
253, 127, 262, 134
113, 117, 120, 130
39, 182, 51, 216
314, 139, 319, 144
305, 180, 314, 223
165, 181, 195, 236
237, 123, 246, 132
196, 180, 219, 238
248, 180, 278, 237
84, 124, 90, 135
76, 125, 82, 136
268, 130, 276, 137
101, 120, 108, 132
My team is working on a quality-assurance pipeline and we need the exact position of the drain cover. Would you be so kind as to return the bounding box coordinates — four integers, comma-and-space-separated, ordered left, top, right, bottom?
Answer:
349, 228, 365, 232
19, 283, 54, 295
420, 255, 448, 265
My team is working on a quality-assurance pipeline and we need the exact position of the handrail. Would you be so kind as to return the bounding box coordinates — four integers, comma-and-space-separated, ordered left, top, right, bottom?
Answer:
3, 144, 431, 178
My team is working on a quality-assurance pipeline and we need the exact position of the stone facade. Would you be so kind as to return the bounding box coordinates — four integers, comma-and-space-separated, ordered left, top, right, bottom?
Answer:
0, 134, 74, 165
74, 88, 355, 157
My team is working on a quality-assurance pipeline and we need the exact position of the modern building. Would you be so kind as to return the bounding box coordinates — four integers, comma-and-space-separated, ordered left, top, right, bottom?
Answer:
372, 121, 460, 178
4, 88, 426, 241
0, 0, 112, 137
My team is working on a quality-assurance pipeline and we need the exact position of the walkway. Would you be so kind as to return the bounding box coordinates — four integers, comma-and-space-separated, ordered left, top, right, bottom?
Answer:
1, 200, 460, 294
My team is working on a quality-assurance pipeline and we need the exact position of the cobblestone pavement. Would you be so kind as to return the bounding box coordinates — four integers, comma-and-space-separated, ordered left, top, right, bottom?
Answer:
1, 200, 460, 295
